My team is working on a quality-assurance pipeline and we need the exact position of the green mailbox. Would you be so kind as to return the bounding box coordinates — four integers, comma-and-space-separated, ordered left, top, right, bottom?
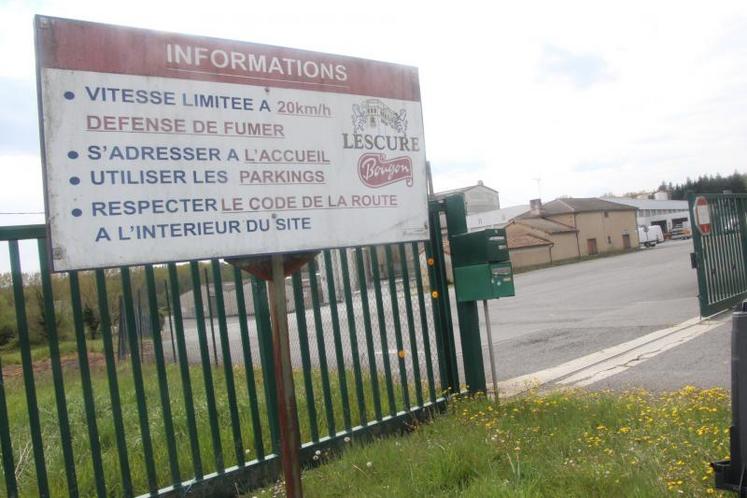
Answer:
451, 228, 515, 302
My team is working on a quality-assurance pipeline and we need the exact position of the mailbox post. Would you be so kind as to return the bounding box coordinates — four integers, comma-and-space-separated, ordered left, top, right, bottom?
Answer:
450, 224, 515, 399
442, 194, 515, 396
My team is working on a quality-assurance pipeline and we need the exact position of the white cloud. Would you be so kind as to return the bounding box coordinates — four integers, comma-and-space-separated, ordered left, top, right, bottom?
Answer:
1, 0, 747, 216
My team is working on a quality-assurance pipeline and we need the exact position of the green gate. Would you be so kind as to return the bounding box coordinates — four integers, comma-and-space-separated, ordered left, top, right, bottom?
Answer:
0, 195, 482, 497
689, 193, 747, 317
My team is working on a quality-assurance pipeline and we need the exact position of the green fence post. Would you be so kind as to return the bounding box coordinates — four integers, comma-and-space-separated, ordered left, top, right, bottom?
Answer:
291, 272, 320, 442
95, 270, 134, 496
369, 247, 397, 416
120, 267, 159, 493
251, 277, 281, 453
0, 354, 17, 498
323, 250, 352, 431
167, 263, 204, 478
204, 267, 219, 366
210, 259, 245, 466
232, 267, 266, 460
412, 241, 438, 403
339, 249, 368, 425
8, 240, 49, 498
144, 265, 182, 488
69, 273, 107, 497
426, 201, 460, 394
355, 248, 383, 421
37, 241, 79, 497
308, 259, 337, 436
444, 194, 487, 393
189, 262, 225, 471
384, 245, 410, 410
163, 281, 177, 362
399, 243, 424, 407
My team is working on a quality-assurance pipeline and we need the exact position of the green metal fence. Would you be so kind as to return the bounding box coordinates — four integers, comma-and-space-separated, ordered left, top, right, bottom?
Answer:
0, 213, 465, 497
689, 193, 747, 317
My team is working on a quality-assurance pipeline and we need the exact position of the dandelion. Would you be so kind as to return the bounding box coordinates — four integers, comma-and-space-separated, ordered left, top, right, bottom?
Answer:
344, 436, 351, 443
366, 461, 373, 468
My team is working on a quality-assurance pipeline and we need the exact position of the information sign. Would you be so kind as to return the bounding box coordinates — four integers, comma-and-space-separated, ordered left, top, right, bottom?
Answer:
35, 16, 428, 271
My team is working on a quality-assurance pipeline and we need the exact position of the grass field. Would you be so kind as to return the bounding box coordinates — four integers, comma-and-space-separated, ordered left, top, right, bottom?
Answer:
0, 351, 733, 498
0, 358, 416, 497
255, 387, 731, 497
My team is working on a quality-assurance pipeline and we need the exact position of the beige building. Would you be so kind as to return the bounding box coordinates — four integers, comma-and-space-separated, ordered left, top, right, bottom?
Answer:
471, 197, 639, 269
516, 198, 639, 259
506, 232, 554, 268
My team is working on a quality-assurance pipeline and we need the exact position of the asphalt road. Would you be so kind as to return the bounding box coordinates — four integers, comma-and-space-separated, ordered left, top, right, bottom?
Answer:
479, 239, 731, 391
168, 238, 728, 394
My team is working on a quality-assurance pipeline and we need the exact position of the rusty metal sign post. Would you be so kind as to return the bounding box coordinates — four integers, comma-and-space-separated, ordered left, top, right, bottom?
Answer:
227, 252, 317, 498
268, 254, 303, 498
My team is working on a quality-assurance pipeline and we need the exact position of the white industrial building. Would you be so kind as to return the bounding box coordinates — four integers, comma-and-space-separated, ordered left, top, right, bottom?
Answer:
603, 197, 690, 235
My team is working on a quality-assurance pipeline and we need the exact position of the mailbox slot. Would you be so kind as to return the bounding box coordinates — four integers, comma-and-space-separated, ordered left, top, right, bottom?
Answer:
451, 228, 510, 267
454, 262, 515, 302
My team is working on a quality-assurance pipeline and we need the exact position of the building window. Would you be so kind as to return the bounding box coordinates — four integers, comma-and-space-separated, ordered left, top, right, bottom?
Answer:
604, 211, 609, 218
607, 235, 612, 244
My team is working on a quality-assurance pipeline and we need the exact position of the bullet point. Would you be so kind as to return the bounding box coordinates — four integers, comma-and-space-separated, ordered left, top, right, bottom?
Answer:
67, 151, 79, 159
64, 91, 75, 100
71, 208, 82, 217
69, 176, 80, 185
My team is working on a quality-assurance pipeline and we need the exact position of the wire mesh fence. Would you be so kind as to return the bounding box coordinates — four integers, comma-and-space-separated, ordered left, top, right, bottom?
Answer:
0, 227, 449, 498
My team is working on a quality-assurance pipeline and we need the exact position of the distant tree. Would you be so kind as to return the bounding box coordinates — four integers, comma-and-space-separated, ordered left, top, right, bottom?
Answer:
82, 303, 100, 340
669, 171, 747, 200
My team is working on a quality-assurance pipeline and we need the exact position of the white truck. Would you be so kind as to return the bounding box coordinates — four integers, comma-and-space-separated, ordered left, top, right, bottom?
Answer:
638, 225, 664, 247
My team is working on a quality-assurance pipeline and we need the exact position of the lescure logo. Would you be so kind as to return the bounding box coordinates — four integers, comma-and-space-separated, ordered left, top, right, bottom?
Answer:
352, 99, 407, 134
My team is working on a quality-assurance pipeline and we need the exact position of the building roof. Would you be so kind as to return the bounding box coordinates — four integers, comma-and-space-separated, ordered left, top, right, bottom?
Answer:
521, 197, 637, 217
467, 204, 530, 230
432, 182, 499, 201
508, 232, 553, 249
602, 197, 689, 211
516, 217, 577, 234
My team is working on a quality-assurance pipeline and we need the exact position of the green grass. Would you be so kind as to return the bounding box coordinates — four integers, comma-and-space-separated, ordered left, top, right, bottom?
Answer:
0, 358, 419, 497
255, 387, 731, 497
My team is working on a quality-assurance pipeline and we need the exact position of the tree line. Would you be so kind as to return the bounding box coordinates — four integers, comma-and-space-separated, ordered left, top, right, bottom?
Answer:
0, 261, 238, 350
658, 171, 747, 200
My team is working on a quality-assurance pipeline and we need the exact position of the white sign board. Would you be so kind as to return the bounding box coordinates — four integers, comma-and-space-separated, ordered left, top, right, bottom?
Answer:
35, 16, 428, 271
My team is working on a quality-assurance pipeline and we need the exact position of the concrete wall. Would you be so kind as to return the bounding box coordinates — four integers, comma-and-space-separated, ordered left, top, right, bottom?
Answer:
510, 245, 552, 268
548, 232, 581, 261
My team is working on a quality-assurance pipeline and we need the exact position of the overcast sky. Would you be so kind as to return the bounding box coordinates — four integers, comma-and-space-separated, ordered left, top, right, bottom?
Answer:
2, 0, 747, 230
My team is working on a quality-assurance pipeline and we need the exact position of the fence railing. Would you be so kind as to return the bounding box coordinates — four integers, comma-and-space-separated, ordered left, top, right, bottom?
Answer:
0, 223, 457, 497
689, 193, 747, 317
